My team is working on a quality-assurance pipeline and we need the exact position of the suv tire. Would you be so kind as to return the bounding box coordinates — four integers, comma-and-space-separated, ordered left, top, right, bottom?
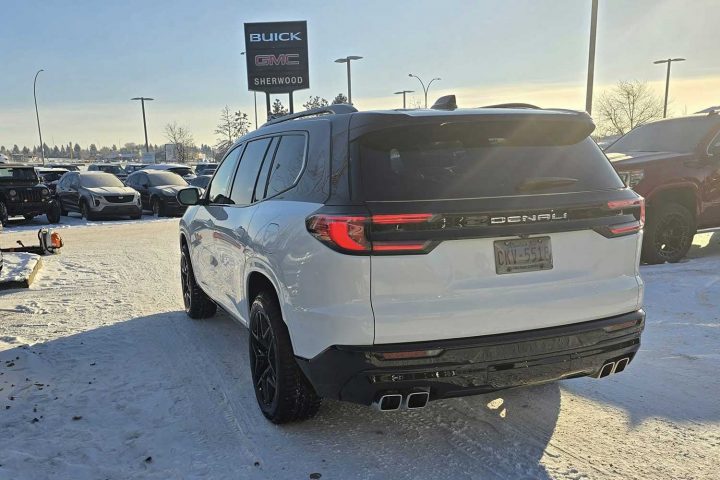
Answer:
642, 202, 695, 264
46, 201, 61, 224
248, 292, 321, 424
180, 244, 217, 319
0, 201, 8, 226
80, 200, 95, 221
152, 198, 165, 217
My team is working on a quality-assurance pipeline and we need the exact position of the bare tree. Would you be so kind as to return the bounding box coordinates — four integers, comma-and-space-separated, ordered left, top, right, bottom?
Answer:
214, 106, 251, 157
164, 122, 195, 164
271, 99, 289, 118
303, 96, 329, 110
332, 93, 348, 105
596, 81, 664, 136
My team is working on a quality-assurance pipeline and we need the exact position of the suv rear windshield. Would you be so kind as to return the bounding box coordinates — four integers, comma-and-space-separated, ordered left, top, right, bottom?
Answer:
356, 121, 623, 201
168, 167, 194, 177
606, 117, 720, 154
0, 167, 38, 182
95, 165, 125, 175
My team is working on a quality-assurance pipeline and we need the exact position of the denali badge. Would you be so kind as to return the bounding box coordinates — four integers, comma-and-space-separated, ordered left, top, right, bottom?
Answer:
490, 212, 568, 225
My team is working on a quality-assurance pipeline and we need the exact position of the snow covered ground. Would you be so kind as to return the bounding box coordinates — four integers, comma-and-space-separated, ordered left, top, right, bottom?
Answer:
0, 219, 718, 479
0, 252, 41, 287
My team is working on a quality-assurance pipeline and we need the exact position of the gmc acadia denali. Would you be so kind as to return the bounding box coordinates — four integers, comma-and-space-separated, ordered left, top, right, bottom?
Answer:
177, 100, 645, 423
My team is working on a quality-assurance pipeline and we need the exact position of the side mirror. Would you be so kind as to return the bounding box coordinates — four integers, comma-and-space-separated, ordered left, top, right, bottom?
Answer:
177, 187, 200, 206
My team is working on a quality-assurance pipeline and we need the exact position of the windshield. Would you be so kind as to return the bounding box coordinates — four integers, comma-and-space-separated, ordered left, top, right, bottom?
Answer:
357, 121, 623, 201
40, 172, 66, 182
606, 117, 720, 154
80, 173, 125, 188
148, 172, 187, 187
168, 167, 194, 177
0, 167, 38, 182
96, 165, 125, 174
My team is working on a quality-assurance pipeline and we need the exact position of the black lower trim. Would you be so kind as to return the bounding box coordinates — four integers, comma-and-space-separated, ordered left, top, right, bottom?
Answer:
296, 310, 645, 405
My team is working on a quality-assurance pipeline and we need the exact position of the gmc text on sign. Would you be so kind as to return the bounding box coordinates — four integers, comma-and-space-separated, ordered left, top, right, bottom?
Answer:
244, 21, 309, 94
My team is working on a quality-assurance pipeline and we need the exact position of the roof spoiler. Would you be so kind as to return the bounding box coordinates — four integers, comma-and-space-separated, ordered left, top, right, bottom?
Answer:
431, 95, 458, 111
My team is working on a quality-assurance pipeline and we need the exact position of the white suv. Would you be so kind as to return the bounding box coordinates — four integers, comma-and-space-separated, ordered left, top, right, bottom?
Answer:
177, 100, 645, 423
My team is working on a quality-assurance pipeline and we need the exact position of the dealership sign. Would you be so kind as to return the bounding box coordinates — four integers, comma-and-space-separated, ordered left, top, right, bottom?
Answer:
244, 21, 309, 94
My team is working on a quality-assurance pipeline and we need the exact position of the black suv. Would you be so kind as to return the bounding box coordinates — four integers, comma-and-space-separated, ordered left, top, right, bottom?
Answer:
0, 164, 60, 226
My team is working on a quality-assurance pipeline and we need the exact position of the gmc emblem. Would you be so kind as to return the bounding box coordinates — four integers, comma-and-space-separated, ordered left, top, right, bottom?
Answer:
255, 54, 300, 67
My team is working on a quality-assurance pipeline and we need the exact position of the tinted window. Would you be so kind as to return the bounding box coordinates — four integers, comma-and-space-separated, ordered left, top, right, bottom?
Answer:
190, 175, 211, 188
356, 122, 623, 201
208, 146, 242, 204
254, 137, 279, 201
230, 138, 272, 205
80, 173, 124, 188
168, 167, 194, 177
607, 117, 720, 154
266, 135, 306, 197
0, 168, 38, 182
148, 172, 187, 187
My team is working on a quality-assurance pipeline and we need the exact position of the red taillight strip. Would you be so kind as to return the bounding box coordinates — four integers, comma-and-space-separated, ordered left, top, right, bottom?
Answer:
608, 197, 645, 226
371, 213, 433, 224
372, 242, 428, 252
609, 221, 642, 235
307, 213, 436, 254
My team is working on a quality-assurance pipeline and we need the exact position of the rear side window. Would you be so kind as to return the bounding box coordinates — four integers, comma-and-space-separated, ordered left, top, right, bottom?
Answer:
266, 135, 306, 197
355, 121, 623, 201
230, 138, 272, 206
208, 146, 242, 204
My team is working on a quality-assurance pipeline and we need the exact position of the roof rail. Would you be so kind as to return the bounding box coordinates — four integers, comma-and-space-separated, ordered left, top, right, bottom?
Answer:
261, 104, 358, 128
481, 103, 541, 109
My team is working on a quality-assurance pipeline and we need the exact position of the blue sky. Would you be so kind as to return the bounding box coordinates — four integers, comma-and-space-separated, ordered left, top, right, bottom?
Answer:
1, 0, 718, 148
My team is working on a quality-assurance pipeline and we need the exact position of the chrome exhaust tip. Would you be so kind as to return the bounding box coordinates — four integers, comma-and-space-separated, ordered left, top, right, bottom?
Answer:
596, 362, 615, 378
374, 394, 403, 411
613, 357, 630, 374
405, 391, 430, 410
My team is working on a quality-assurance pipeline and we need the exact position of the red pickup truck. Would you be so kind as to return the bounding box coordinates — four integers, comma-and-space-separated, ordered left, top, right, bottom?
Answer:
606, 112, 720, 263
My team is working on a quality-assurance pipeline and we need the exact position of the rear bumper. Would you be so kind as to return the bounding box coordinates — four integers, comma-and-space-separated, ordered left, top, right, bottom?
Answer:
296, 310, 645, 406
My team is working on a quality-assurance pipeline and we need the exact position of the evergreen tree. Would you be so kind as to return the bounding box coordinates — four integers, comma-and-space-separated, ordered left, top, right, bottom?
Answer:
271, 99, 288, 117
303, 96, 329, 110
332, 93, 349, 105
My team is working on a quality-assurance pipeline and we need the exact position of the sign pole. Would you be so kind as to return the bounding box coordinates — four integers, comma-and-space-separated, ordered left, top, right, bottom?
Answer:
289, 91, 294, 113
265, 93, 271, 120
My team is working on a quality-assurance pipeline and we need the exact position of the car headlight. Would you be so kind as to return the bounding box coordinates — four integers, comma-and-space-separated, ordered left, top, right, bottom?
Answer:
8, 189, 17, 197
619, 170, 644, 188
40, 188, 50, 197
162, 188, 176, 196
91, 194, 103, 206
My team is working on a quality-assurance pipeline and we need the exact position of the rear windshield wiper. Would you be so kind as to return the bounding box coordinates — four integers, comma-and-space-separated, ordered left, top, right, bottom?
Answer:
516, 177, 578, 193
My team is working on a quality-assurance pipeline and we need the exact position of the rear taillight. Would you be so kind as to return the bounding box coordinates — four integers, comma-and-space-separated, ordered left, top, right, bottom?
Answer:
306, 213, 434, 254
604, 197, 645, 237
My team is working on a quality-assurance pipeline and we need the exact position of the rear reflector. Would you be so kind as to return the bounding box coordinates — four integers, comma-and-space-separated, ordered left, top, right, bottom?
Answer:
378, 349, 443, 360
371, 213, 434, 224
608, 197, 645, 226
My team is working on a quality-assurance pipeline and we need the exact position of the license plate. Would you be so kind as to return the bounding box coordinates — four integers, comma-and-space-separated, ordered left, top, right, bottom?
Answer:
494, 237, 553, 274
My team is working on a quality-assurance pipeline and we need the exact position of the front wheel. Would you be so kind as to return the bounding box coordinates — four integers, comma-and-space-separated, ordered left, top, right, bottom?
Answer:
80, 200, 95, 221
152, 198, 165, 217
180, 244, 216, 319
249, 292, 321, 424
46, 201, 61, 224
642, 202, 695, 264
0, 202, 8, 226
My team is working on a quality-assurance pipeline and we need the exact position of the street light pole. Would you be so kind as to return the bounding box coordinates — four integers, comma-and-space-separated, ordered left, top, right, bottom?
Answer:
131, 97, 154, 152
408, 74, 441, 108
334, 56, 363, 104
33, 69, 45, 165
585, 0, 599, 114
654, 58, 686, 118
393, 90, 415, 109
